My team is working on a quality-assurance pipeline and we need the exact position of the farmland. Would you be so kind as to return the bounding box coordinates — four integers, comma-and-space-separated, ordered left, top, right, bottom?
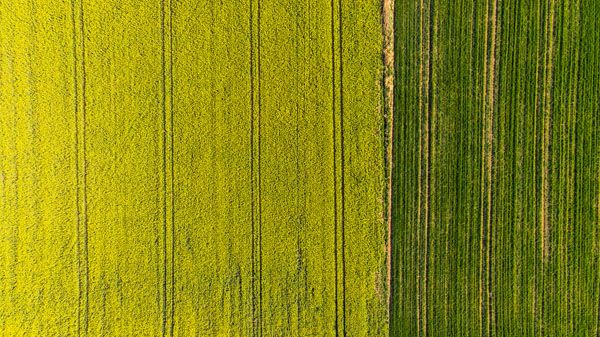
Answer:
0, 0, 387, 335
1, 0, 599, 336
391, 0, 600, 335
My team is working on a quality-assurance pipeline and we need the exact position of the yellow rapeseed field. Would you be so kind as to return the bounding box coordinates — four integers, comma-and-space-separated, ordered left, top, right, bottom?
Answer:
0, 0, 389, 335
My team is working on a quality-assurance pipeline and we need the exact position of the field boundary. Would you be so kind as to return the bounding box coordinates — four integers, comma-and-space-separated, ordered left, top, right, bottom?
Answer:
382, 0, 395, 319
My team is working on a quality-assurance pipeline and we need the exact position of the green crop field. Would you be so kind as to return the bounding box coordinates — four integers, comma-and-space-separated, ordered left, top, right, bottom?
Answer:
391, 0, 600, 336
0, 0, 598, 336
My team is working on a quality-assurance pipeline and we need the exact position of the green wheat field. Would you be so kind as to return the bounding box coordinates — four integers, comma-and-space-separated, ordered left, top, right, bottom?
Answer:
0, 0, 598, 335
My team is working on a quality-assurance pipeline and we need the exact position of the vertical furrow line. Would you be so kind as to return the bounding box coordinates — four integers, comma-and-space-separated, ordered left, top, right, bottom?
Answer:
539, 1, 555, 335
479, 0, 488, 332
418, 1, 425, 334
72, 0, 89, 335
160, 0, 167, 334
253, 0, 263, 336
168, 1, 175, 334
572, 4, 584, 331
330, 0, 338, 332
478, 0, 488, 332
479, 0, 498, 332
594, 9, 600, 334
249, 0, 263, 333
337, 0, 347, 334
540, 0, 555, 263
416, 0, 429, 336
416, 0, 432, 334
330, 0, 344, 334
249, 0, 257, 334
468, 0, 479, 332
424, 0, 433, 334
485, 0, 499, 334
532, 2, 545, 335
256, 0, 263, 333
160, 0, 175, 334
